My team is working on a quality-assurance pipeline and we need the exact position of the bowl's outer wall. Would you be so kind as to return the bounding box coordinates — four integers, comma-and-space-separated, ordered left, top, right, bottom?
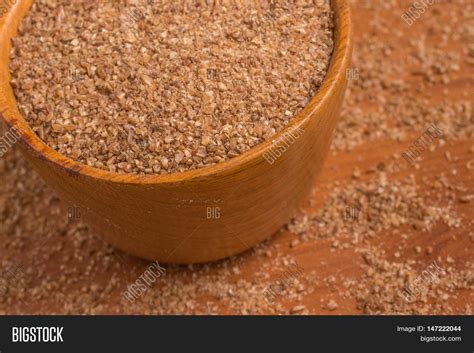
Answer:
0, 0, 352, 263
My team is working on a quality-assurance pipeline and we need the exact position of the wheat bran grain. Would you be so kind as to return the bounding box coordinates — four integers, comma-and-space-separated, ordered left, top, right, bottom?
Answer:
351, 247, 473, 315
288, 172, 462, 246
10, 0, 334, 175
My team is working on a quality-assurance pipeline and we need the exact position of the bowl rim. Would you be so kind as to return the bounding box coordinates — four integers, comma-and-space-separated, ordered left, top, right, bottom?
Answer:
1, 0, 352, 185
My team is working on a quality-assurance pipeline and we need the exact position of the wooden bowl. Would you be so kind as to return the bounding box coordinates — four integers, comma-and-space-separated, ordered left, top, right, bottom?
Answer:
0, 0, 352, 264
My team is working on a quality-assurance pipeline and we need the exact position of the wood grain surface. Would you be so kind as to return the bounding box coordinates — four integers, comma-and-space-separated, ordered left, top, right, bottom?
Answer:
0, 0, 472, 315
